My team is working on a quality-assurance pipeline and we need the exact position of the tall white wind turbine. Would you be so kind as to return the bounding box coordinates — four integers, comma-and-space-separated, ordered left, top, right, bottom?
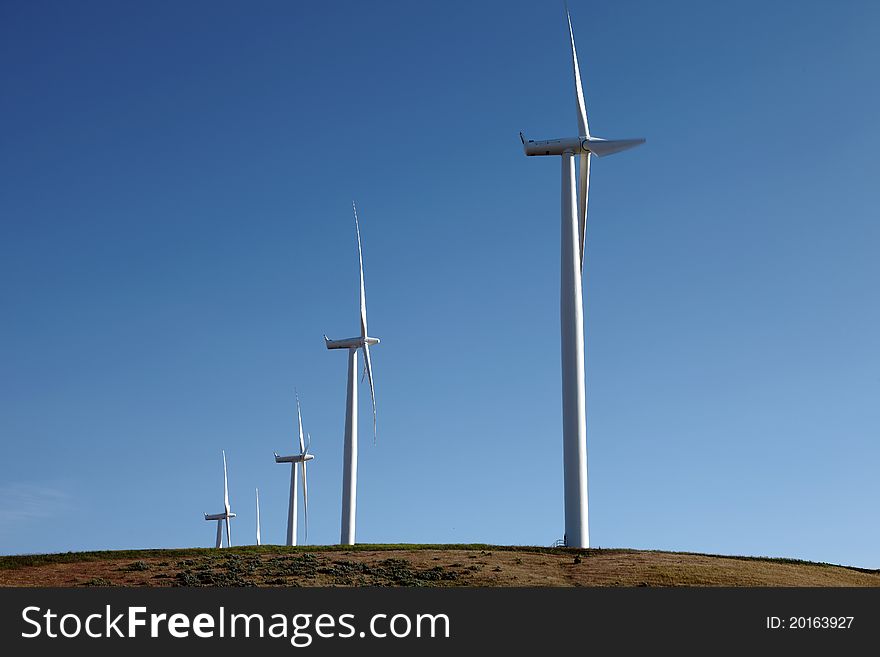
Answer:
324, 202, 379, 546
204, 450, 236, 548
519, 8, 644, 548
274, 391, 313, 546
255, 488, 261, 546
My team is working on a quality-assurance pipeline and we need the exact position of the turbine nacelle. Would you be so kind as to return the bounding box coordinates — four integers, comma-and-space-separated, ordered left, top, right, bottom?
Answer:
274, 452, 315, 464
204, 512, 236, 521
324, 335, 380, 350
521, 133, 645, 157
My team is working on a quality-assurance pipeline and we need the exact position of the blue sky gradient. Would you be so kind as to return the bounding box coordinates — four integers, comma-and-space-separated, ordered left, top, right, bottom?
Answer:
1, 1, 879, 567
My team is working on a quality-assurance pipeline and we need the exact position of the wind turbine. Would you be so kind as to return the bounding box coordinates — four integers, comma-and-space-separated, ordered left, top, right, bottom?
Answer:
255, 488, 261, 546
274, 391, 313, 546
519, 7, 644, 548
324, 202, 379, 546
204, 450, 236, 548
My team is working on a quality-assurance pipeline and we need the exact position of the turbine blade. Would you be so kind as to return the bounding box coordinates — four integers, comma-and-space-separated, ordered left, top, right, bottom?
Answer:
306, 431, 311, 455
363, 343, 377, 443
225, 516, 232, 548
222, 450, 230, 513
567, 7, 590, 138
296, 390, 305, 454
584, 138, 645, 157
301, 460, 309, 543
353, 201, 368, 338
578, 152, 590, 271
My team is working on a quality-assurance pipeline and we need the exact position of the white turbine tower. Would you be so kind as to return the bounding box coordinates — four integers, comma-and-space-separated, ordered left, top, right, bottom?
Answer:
324, 202, 379, 546
274, 391, 313, 546
520, 8, 644, 548
255, 488, 261, 546
204, 450, 236, 548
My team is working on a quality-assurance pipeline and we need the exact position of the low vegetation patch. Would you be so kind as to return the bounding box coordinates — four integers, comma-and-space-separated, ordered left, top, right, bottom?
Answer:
120, 561, 150, 572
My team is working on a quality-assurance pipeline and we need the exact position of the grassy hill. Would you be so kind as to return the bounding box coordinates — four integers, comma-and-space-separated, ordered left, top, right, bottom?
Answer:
2, 544, 878, 587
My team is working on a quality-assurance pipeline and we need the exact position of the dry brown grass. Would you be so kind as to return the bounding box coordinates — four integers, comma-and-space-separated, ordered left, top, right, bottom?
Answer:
1, 546, 877, 588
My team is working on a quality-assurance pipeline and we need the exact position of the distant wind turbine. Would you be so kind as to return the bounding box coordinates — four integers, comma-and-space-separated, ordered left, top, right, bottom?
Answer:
204, 450, 236, 548
519, 7, 644, 548
255, 488, 261, 546
324, 202, 379, 545
274, 391, 313, 546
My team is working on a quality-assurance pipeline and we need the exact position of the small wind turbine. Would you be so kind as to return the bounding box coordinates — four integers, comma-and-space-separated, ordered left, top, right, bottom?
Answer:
255, 488, 261, 546
519, 6, 644, 548
324, 202, 379, 545
274, 391, 313, 546
204, 450, 236, 548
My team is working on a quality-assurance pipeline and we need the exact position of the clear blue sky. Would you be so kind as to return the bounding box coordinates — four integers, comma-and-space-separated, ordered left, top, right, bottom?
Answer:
2, 0, 878, 568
